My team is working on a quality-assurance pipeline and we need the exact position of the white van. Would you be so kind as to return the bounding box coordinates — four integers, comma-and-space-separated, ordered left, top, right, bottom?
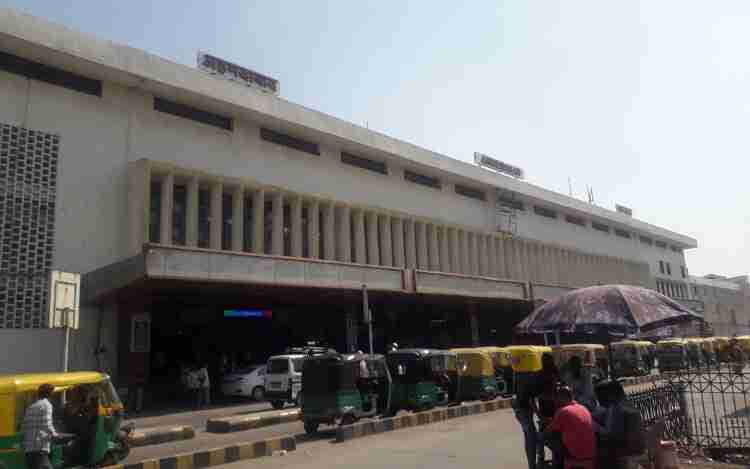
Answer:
264, 354, 306, 409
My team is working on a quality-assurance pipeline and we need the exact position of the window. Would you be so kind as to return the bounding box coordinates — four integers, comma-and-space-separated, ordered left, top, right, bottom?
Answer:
341, 151, 387, 175
680, 266, 686, 279
640, 236, 653, 246
497, 196, 524, 211
666, 263, 671, 276
693, 285, 698, 297
292, 358, 306, 372
655, 241, 667, 249
404, 170, 441, 189
534, 206, 557, 219
267, 358, 289, 374
0, 50, 102, 97
154, 97, 233, 131
565, 215, 586, 227
260, 128, 320, 155
614, 228, 631, 239
670, 246, 682, 253
592, 222, 610, 233
455, 184, 486, 201
659, 261, 665, 274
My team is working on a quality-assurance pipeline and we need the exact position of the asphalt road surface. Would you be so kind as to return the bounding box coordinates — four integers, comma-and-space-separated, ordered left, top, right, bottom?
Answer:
217, 409, 527, 469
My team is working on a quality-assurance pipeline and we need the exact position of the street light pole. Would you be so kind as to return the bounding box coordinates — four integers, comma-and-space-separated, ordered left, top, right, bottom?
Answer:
362, 285, 373, 354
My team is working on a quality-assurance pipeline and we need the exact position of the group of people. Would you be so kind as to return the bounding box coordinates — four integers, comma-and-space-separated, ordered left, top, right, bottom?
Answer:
514, 353, 644, 469
181, 363, 211, 407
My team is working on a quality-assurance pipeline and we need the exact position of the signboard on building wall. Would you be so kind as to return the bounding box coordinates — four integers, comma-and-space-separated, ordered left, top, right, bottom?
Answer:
197, 52, 279, 95
48, 271, 80, 329
474, 152, 524, 179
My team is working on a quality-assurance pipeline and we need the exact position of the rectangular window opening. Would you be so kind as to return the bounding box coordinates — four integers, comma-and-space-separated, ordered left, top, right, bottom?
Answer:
640, 236, 653, 245
404, 170, 441, 189
455, 184, 486, 201
592, 222, 610, 233
614, 228, 631, 239
154, 97, 233, 131
666, 263, 672, 276
0, 50, 102, 97
659, 261, 665, 274
655, 240, 667, 249
172, 185, 187, 246
533, 206, 557, 219
565, 215, 585, 227
260, 128, 320, 156
497, 196, 524, 211
341, 152, 387, 175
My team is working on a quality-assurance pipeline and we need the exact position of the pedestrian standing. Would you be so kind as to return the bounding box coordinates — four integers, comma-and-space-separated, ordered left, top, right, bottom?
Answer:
186, 365, 200, 407
21, 384, 58, 469
543, 385, 596, 469
198, 363, 211, 407
513, 360, 546, 469
729, 338, 746, 374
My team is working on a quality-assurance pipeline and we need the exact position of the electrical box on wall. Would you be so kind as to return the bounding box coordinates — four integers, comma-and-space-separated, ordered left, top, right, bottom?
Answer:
48, 271, 80, 329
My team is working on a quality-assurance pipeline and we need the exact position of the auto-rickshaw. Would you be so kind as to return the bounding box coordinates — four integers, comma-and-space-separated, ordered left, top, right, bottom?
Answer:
714, 337, 731, 362
699, 338, 719, 367
685, 338, 706, 368
551, 344, 608, 382
477, 346, 512, 395
657, 339, 689, 371
0, 372, 132, 469
450, 348, 499, 401
300, 352, 391, 433
386, 349, 451, 413
636, 341, 657, 371
609, 340, 648, 377
506, 345, 552, 397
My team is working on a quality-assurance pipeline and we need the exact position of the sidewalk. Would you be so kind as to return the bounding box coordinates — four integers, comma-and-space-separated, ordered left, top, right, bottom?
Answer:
125, 399, 273, 430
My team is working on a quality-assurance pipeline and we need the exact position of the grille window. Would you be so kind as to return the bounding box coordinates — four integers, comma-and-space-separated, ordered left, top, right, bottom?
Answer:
659, 261, 665, 274
454, 184, 486, 201
565, 215, 585, 227
404, 170, 441, 189
640, 236, 653, 246
666, 263, 671, 275
154, 97, 233, 131
341, 152, 387, 175
592, 222, 610, 233
670, 245, 682, 253
655, 240, 667, 249
260, 128, 319, 156
614, 229, 631, 239
0, 51, 102, 97
533, 206, 557, 219
497, 196, 524, 211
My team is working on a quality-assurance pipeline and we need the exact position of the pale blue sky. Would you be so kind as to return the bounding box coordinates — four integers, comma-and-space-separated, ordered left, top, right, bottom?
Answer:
3, 1, 749, 277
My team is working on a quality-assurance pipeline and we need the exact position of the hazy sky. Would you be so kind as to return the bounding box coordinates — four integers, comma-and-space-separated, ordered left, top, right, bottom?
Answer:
3, 1, 748, 277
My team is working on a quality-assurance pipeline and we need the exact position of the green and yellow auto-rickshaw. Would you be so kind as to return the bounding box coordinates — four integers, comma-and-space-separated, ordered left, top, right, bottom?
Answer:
634, 341, 656, 372
657, 339, 688, 371
0, 372, 132, 469
300, 352, 391, 433
477, 346, 512, 395
450, 348, 499, 401
386, 349, 450, 414
551, 344, 608, 381
609, 340, 648, 377
506, 345, 552, 397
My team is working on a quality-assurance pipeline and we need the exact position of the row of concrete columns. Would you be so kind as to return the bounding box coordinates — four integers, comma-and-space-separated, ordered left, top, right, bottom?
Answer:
151, 171, 648, 288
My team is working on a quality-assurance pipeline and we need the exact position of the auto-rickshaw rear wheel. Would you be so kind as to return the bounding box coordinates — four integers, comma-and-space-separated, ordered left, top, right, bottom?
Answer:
303, 420, 319, 434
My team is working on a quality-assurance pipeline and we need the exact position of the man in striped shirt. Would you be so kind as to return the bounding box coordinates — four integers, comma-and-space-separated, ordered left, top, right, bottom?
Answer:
21, 384, 58, 469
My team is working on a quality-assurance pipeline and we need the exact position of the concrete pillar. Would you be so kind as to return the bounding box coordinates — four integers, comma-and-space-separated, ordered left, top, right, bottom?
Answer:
159, 173, 174, 245
448, 228, 459, 273
366, 211, 380, 265
379, 214, 393, 267
322, 202, 336, 260
466, 233, 475, 275
518, 240, 529, 282
404, 219, 417, 269
210, 182, 223, 250
307, 199, 320, 259
504, 238, 515, 279
392, 217, 405, 268
550, 247, 560, 285
231, 185, 244, 252
439, 227, 450, 273
252, 189, 265, 254
496, 237, 506, 278
271, 192, 284, 255
337, 205, 351, 262
345, 311, 358, 354
428, 224, 440, 271
290, 196, 303, 257
538, 244, 547, 284
353, 209, 366, 264
416, 221, 429, 270
459, 230, 469, 274
186, 176, 199, 247
478, 234, 488, 276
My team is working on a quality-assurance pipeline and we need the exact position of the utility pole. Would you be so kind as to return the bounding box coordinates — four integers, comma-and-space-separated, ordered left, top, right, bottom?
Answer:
362, 285, 373, 354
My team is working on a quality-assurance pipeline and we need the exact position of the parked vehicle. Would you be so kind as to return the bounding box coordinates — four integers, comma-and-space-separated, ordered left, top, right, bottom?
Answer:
506, 345, 552, 397
713, 337, 732, 362
450, 348, 499, 401
685, 338, 706, 368
300, 352, 391, 434
477, 346, 512, 395
265, 354, 306, 409
551, 344, 607, 382
0, 372, 132, 469
699, 338, 719, 367
221, 364, 267, 400
386, 348, 451, 413
609, 340, 648, 377
657, 339, 688, 371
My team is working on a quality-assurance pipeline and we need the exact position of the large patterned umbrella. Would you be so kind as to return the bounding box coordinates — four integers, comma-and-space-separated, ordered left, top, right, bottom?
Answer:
515, 284, 703, 336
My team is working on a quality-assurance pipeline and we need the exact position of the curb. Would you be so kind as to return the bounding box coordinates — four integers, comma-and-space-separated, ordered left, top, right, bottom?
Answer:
130, 426, 195, 447
104, 435, 296, 469
335, 398, 512, 442
206, 409, 300, 433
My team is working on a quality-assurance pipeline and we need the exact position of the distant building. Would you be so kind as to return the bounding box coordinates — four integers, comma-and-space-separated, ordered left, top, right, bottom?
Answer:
689, 275, 750, 336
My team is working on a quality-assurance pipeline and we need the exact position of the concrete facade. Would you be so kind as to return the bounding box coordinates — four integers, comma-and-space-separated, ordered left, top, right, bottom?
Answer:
689, 275, 750, 336
0, 7, 703, 378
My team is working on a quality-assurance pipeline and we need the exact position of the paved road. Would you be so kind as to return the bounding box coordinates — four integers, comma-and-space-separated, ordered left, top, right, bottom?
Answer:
218, 409, 527, 469
126, 400, 275, 430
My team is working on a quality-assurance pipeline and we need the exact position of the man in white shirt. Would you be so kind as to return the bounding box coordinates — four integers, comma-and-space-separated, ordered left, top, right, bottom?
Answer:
22, 384, 58, 469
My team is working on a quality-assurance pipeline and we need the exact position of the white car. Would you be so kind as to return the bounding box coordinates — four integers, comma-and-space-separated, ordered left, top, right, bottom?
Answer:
221, 365, 267, 400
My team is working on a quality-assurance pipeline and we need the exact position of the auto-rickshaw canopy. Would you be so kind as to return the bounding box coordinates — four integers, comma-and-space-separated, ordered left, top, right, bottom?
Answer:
476, 346, 511, 369
450, 348, 495, 376
551, 344, 604, 368
506, 345, 552, 373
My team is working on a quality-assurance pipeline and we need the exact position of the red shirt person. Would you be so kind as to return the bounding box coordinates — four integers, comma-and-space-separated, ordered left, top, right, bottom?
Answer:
544, 385, 596, 465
